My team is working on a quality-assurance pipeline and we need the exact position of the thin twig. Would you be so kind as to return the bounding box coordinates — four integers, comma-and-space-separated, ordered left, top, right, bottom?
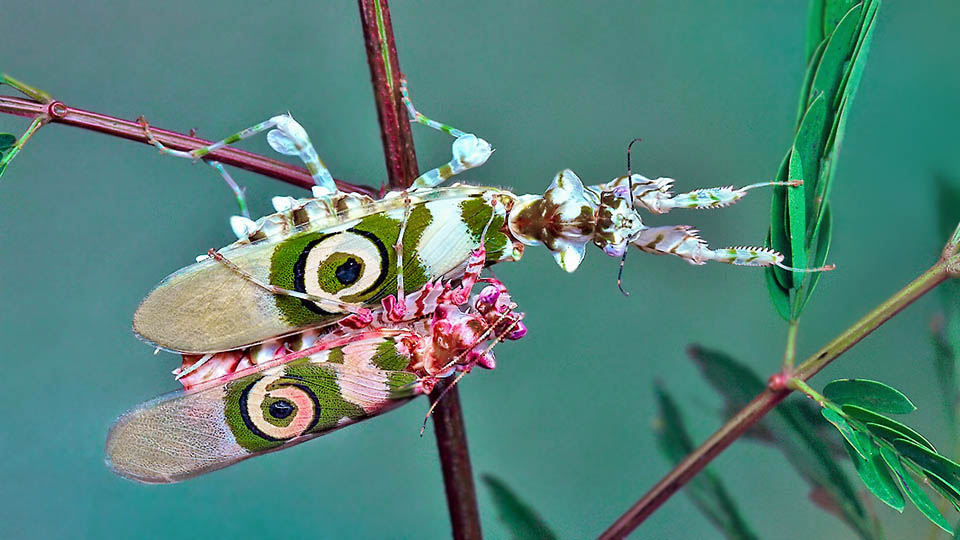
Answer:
356, 1, 483, 538
599, 249, 957, 539
0, 94, 376, 196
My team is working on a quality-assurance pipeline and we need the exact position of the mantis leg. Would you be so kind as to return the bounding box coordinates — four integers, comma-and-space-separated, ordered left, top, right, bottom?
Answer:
400, 77, 493, 189
631, 225, 832, 272
140, 114, 338, 197
593, 175, 801, 215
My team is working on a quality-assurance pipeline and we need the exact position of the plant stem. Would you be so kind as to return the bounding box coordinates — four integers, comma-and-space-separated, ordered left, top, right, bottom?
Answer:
599, 256, 954, 539
429, 379, 483, 540
782, 319, 799, 371
0, 94, 376, 196
358, 0, 419, 192
356, 1, 482, 538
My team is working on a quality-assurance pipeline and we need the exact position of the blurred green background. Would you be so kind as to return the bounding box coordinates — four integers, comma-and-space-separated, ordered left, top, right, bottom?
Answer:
1, 1, 959, 538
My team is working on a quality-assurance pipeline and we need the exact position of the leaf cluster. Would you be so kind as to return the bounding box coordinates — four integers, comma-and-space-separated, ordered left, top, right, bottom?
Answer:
767, 0, 880, 320
819, 379, 958, 534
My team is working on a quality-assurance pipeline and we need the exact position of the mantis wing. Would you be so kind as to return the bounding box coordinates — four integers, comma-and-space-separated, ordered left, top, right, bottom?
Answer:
106, 335, 423, 483
133, 187, 515, 354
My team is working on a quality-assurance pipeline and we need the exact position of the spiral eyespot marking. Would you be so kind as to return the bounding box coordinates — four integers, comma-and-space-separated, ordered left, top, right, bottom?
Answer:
292, 229, 390, 314
239, 375, 321, 442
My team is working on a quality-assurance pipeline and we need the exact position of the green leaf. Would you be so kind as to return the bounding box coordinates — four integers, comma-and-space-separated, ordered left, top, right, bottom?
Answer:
796, 203, 833, 314
924, 470, 960, 511
653, 385, 759, 540
786, 146, 810, 291
804, 0, 826, 63
790, 93, 826, 240
797, 39, 828, 124
879, 446, 954, 534
824, 379, 917, 414
894, 438, 960, 490
841, 406, 935, 451
765, 261, 792, 321
482, 475, 557, 540
769, 151, 794, 295
822, 408, 870, 458
811, 4, 862, 119
823, 0, 859, 38
842, 436, 905, 512
0, 133, 16, 152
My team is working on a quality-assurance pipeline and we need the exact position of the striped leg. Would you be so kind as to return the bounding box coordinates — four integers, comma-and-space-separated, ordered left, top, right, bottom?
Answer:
594, 174, 801, 215
400, 77, 493, 188
631, 225, 832, 272
141, 114, 338, 197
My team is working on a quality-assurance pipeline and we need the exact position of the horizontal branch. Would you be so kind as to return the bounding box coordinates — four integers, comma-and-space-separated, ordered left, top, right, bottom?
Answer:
0, 94, 377, 196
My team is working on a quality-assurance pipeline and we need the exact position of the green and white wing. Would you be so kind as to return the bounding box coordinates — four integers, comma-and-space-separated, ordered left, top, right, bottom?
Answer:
133, 189, 513, 354
106, 351, 420, 483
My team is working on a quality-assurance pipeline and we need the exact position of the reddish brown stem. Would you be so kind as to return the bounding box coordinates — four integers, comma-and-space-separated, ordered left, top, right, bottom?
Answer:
357, 0, 419, 191
430, 381, 483, 540
0, 95, 376, 196
356, 1, 482, 538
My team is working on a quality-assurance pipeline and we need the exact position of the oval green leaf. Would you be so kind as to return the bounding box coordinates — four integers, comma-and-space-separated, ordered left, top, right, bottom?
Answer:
841, 405, 934, 451
824, 379, 916, 414
843, 437, 905, 512
0, 133, 16, 152
894, 438, 960, 490
878, 446, 954, 534
821, 408, 868, 458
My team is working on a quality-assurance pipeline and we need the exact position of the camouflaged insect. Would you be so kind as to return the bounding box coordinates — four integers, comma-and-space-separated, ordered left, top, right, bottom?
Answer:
109, 81, 829, 483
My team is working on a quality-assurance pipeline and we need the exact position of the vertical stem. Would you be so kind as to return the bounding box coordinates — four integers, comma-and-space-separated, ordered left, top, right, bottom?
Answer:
781, 319, 799, 371
356, 2, 482, 538
430, 380, 483, 540
357, 0, 419, 191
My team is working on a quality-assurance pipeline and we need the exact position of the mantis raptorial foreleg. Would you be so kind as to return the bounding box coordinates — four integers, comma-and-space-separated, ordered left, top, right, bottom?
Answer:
400, 77, 493, 188
631, 225, 832, 271
594, 174, 801, 215
140, 114, 338, 198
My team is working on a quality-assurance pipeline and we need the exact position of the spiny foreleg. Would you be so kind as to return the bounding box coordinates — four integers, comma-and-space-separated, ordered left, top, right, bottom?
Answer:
595, 174, 800, 215
631, 225, 833, 271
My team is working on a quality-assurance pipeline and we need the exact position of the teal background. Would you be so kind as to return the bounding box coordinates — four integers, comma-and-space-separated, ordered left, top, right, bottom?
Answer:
1, 2, 959, 538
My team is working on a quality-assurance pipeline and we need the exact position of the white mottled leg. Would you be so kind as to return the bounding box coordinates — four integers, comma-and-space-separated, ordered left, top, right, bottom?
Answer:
632, 225, 832, 272
385, 192, 413, 321
140, 114, 338, 196
400, 77, 493, 188
594, 175, 801, 215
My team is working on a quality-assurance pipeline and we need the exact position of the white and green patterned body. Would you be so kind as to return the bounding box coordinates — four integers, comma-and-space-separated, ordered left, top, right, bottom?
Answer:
134, 186, 523, 354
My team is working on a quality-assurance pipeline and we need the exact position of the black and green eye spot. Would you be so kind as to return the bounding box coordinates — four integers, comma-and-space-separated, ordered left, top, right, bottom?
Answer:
335, 257, 362, 285
269, 400, 295, 419
315, 251, 367, 294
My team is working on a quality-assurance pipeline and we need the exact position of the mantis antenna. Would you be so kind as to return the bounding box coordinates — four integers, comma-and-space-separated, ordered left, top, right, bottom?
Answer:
617, 137, 642, 297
